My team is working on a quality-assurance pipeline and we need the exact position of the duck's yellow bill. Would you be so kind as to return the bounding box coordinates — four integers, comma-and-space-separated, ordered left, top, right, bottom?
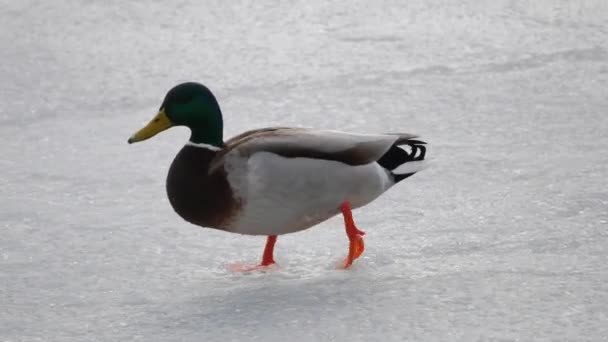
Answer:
128, 109, 172, 144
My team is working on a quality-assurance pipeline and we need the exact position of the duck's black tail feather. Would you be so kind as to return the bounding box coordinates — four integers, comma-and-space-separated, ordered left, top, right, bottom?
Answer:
377, 139, 427, 183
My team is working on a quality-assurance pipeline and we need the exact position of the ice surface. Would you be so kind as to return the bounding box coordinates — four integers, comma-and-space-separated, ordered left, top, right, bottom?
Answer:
1, 1, 607, 341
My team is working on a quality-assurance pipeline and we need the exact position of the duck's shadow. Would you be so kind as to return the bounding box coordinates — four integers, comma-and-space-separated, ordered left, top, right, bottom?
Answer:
156, 267, 396, 333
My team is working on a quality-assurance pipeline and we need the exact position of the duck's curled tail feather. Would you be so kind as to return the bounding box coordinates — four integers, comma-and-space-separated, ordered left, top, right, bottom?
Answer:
377, 138, 428, 183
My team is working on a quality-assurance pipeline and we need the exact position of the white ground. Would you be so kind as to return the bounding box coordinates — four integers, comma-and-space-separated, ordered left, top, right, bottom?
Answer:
1, 1, 607, 341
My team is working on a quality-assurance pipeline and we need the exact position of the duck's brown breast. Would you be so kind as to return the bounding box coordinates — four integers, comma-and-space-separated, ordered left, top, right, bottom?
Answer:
166, 145, 238, 229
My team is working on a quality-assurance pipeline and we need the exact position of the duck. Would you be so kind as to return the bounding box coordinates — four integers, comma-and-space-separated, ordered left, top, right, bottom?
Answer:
128, 82, 427, 269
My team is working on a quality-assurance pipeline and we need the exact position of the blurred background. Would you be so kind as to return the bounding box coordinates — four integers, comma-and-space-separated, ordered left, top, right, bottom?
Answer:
1, 1, 607, 341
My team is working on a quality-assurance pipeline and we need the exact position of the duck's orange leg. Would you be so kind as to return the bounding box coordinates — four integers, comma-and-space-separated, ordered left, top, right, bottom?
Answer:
228, 235, 277, 272
340, 201, 365, 269
260, 235, 277, 266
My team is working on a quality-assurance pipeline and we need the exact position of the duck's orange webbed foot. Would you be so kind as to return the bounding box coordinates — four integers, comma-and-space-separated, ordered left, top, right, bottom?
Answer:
339, 201, 366, 269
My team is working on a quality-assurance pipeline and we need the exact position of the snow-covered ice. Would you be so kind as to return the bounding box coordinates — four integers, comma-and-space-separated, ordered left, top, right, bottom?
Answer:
1, 1, 607, 341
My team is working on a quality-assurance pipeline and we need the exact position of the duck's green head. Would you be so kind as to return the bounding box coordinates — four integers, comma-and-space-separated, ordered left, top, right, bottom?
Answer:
128, 82, 224, 146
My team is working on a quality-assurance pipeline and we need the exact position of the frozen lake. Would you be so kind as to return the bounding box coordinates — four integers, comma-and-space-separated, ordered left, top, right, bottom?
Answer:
1, 1, 607, 341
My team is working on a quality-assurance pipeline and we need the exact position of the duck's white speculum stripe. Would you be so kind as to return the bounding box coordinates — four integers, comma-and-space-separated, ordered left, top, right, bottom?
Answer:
185, 141, 222, 151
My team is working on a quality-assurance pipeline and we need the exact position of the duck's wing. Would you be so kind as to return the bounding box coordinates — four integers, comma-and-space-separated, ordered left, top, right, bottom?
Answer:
210, 127, 419, 173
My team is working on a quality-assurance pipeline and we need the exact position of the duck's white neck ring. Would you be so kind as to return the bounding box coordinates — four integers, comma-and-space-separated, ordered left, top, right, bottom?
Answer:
185, 141, 222, 151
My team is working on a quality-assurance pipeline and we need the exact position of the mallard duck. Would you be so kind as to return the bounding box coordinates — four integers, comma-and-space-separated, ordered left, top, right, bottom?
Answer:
128, 82, 427, 269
